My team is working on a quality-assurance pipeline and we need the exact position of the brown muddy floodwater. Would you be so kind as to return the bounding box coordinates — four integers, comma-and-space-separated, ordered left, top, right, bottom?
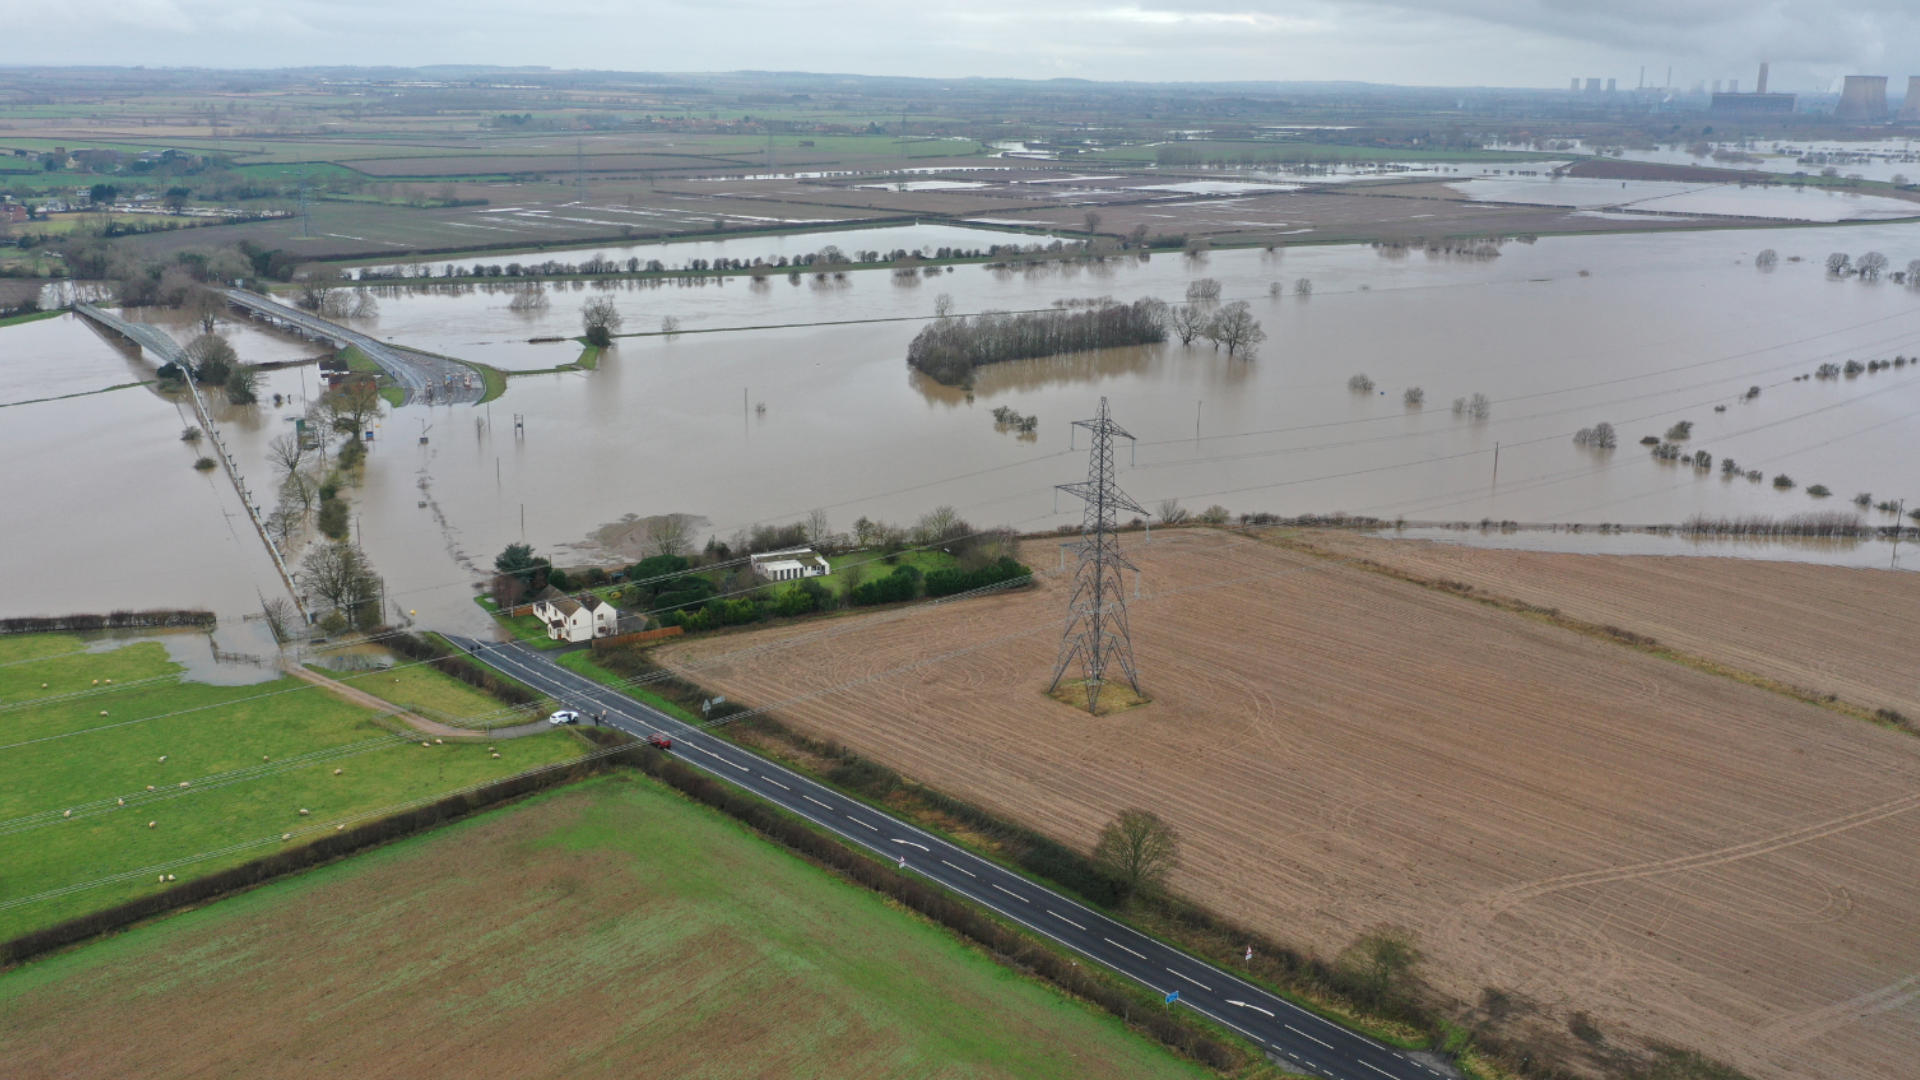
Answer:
5, 221, 1920, 633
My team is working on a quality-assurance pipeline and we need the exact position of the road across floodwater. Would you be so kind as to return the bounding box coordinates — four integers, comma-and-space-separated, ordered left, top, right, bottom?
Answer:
450, 635, 1455, 1080
221, 289, 484, 406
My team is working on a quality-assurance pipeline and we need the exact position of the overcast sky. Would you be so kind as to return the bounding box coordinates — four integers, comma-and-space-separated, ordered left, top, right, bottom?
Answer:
12, 0, 1919, 92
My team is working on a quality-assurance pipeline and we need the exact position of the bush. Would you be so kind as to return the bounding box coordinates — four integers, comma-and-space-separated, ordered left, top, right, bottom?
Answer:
923, 557, 1032, 598
336, 438, 366, 468
1807, 484, 1832, 497
773, 578, 830, 617
193, 456, 216, 471
851, 565, 922, 606
1773, 474, 1795, 489
316, 497, 349, 540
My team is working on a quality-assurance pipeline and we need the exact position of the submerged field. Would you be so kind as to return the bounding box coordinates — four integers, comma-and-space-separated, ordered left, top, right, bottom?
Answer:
657, 529, 1920, 1080
0, 775, 1208, 1080
0, 632, 581, 940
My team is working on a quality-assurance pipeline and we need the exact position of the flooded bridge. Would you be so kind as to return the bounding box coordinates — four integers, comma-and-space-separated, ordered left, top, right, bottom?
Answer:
220, 289, 484, 406
72, 302, 189, 365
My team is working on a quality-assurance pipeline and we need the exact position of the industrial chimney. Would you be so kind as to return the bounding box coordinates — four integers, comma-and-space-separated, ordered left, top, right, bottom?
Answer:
1900, 77, 1920, 122
1756, 62, 1769, 95
1836, 76, 1889, 121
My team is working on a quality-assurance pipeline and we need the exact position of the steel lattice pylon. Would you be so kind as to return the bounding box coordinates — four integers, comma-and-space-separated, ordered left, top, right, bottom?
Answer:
1048, 397, 1149, 714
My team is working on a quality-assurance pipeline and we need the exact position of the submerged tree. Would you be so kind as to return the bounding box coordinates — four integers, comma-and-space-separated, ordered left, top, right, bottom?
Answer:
581, 295, 624, 347
1207, 302, 1266, 359
297, 542, 384, 631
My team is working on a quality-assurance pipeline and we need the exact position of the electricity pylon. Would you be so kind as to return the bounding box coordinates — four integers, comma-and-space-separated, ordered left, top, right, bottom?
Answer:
1049, 397, 1148, 714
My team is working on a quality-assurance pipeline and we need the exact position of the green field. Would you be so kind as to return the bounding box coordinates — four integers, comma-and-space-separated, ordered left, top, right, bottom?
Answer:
0, 776, 1210, 1080
0, 632, 582, 940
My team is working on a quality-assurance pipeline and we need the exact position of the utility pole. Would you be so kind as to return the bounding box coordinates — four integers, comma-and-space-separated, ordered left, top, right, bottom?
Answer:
1492, 441, 1500, 486
1893, 499, 1906, 569
1048, 397, 1149, 715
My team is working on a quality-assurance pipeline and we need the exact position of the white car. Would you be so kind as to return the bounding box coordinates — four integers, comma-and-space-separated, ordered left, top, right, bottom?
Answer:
547, 709, 582, 726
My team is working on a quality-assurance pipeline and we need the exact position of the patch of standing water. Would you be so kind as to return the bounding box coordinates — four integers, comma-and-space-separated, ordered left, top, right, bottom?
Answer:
80, 628, 284, 687
1387, 526, 1920, 572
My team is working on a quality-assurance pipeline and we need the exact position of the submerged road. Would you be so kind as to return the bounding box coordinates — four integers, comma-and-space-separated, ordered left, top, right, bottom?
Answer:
221, 289, 483, 406
447, 636, 1453, 1080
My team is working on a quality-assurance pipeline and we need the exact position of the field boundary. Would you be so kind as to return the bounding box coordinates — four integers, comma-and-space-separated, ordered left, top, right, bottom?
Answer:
0, 747, 616, 971
1261, 528, 1918, 738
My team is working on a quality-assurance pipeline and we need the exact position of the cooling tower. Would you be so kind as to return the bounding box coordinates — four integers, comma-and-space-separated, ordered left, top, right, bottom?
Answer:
1900, 77, 1920, 121
1836, 76, 1888, 121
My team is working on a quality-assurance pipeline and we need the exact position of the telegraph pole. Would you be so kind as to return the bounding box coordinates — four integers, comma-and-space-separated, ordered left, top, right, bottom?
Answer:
1049, 397, 1149, 714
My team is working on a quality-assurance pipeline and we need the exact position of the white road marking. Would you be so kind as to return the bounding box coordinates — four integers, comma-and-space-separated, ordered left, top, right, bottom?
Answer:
1286, 1025, 1334, 1050
1104, 937, 1147, 960
1361, 1062, 1395, 1078
891, 839, 929, 851
761, 777, 791, 791
1167, 968, 1212, 992
847, 816, 880, 831
1047, 910, 1086, 930
992, 883, 1029, 902
1226, 999, 1275, 1017
803, 795, 833, 810
940, 859, 976, 878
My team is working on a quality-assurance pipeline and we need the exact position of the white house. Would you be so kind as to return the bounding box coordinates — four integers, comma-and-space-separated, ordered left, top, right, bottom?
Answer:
531, 591, 620, 643
750, 547, 831, 582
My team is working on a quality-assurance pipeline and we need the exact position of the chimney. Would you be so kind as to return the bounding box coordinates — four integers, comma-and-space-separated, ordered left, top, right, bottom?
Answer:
1836, 76, 1889, 121
1571, 78, 1580, 93
1712, 80, 1722, 94
1728, 79, 1738, 94
1607, 78, 1617, 93
1900, 76, 1920, 121
1756, 62, 1769, 95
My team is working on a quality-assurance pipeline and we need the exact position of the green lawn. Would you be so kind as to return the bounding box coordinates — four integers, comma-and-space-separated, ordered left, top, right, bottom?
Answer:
472, 594, 565, 649
0, 633, 581, 940
818, 549, 958, 598
0, 310, 62, 330
0, 776, 1209, 1080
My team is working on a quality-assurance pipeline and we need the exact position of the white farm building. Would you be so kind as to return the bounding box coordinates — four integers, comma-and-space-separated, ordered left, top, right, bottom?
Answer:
750, 548, 831, 582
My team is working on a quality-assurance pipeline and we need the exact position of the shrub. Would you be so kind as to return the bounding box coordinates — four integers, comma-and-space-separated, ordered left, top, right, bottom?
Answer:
1347, 373, 1374, 393
1807, 484, 1831, 497
1665, 420, 1694, 440
336, 438, 366, 468
1773, 474, 1795, 489
316, 497, 349, 539
851, 565, 922, 606
193, 456, 216, 471
923, 557, 1031, 598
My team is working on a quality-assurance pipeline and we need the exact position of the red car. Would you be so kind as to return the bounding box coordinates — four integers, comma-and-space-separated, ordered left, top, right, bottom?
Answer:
647, 734, 673, 751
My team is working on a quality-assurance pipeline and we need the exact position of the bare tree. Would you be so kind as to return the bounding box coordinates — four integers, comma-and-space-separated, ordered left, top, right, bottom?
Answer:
183, 285, 226, 334
1403, 386, 1424, 407
1168, 304, 1209, 346
1825, 252, 1852, 275
1348, 374, 1375, 392
915, 505, 960, 546
1294, 277, 1313, 296
804, 508, 832, 548
1451, 392, 1491, 420
660, 314, 681, 336
1209, 301, 1266, 359
266, 432, 306, 476
1185, 277, 1222, 303
581, 295, 624, 346
1857, 251, 1889, 278
646, 514, 693, 558
183, 334, 237, 383
1083, 210, 1103, 234
296, 542, 383, 631
294, 265, 344, 312
260, 597, 294, 644
1094, 809, 1181, 900
327, 377, 384, 437
1337, 926, 1423, 1009
933, 293, 954, 319
1157, 499, 1189, 525
508, 285, 551, 313
1754, 249, 1778, 269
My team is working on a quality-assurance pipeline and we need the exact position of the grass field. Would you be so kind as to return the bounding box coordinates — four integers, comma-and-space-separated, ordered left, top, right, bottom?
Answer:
0, 775, 1212, 1080
657, 529, 1920, 1080
0, 632, 582, 940
0, 310, 62, 330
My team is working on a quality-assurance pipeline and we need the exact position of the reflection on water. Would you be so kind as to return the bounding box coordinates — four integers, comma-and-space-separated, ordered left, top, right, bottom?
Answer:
966, 344, 1165, 397
81, 629, 284, 686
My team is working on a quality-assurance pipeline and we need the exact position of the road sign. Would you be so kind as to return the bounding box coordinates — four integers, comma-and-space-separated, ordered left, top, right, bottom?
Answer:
1165, 990, 1180, 1005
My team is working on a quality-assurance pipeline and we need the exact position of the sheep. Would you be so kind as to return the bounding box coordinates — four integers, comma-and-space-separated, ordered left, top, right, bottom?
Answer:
63, 810, 71, 818
91, 679, 98, 686
178, 781, 190, 788
262, 755, 270, 762
336, 824, 345, 831
166, 874, 175, 881
146, 785, 155, 792
40, 683, 47, 689
147, 821, 157, 828
100, 710, 108, 716
435, 738, 443, 744
158, 756, 167, 763
281, 833, 291, 841
298, 809, 310, 816
491, 753, 501, 759
421, 742, 431, 748
158, 874, 166, 882
333, 768, 343, 776
117, 798, 124, 806
105, 679, 112, 684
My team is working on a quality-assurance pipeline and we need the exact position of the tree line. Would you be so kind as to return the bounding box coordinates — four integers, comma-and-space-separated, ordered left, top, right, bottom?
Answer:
907, 299, 1169, 385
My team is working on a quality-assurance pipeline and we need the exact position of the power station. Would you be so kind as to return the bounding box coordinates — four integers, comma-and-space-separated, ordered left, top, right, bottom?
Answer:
1712, 62, 1795, 113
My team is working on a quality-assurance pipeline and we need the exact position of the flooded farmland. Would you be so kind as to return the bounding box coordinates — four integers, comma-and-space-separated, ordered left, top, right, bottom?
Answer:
6, 220, 1920, 632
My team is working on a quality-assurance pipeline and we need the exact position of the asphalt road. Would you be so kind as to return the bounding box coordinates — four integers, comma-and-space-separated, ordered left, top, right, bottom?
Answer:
448, 636, 1453, 1080
222, 289, 483, 406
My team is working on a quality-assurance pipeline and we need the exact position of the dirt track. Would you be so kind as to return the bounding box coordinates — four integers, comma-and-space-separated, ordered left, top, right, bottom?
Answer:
657, 529, 1920, 1080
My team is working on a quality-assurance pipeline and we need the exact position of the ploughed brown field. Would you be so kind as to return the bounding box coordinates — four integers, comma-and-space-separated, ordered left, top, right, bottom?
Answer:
657, 528, 1920, 1080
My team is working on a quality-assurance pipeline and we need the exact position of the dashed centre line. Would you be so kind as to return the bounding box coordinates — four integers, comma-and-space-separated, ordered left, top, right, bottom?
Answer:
991, 883, 1028, 903
1361, 1062, 1395, 1078
847, 816, 880, 831
941, 859, 977, 878
1104, 937, 1147, 960
1286, 1024, 1334, 1050
1167, 968, 1213, 992
760, 777, 791, 791
1047, 910, 1086, 930
802, 795, 833, 810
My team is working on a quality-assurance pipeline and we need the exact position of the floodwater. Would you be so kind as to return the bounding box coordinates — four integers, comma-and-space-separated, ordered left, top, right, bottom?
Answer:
1449, 175, 1920, 221
7, 220, 1920, 632
1494, 140, 1920, 185
1388, 526, 1920, 573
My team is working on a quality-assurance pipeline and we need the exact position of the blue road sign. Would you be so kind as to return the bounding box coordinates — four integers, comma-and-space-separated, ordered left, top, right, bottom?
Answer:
1165, 990, 1180, 1005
